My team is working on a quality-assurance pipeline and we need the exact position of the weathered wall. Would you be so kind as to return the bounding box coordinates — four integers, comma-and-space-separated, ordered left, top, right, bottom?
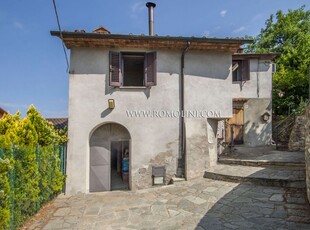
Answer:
305, 105, 310, 203
289, 115, 306, 151
185, 119, 218, 180
243, 98, 272, 146
66, 47, 233, 194
230, 59, 273, 147
231, 59, 272, 99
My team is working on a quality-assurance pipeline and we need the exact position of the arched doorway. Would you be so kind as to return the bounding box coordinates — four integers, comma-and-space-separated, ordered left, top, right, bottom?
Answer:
89, 123, 131, 192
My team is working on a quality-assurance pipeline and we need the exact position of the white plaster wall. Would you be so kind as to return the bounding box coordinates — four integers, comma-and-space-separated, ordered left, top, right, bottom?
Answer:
231, 59, 272, 99
185, 51, 232, 118
66, 47, 233, 194
243, 98, 272, 146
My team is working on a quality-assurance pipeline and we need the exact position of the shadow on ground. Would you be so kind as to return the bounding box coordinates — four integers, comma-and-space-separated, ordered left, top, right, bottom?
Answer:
196, 179, 310, 230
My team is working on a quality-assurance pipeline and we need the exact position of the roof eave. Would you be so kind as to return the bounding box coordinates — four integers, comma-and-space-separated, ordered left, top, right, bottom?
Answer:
50, 31, 253, 51
233, 53, 280, 60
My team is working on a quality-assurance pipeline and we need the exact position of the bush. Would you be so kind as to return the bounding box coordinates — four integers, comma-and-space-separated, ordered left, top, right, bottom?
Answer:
0, 155, 12, 230
0, 105, 66, 229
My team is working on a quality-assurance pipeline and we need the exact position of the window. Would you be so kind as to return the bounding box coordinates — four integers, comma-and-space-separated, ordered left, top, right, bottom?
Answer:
109, 51, 157, 87
232, 60, 250, 82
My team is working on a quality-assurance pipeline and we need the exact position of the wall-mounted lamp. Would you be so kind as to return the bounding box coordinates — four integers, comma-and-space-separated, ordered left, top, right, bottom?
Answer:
262, 112, 271, 122
108, 99, 115, 109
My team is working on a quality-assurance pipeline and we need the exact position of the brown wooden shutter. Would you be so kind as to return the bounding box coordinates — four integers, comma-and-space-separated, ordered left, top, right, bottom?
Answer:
109, 51, 121, 86
242, 59, 250, 81
145, 52, 157, 86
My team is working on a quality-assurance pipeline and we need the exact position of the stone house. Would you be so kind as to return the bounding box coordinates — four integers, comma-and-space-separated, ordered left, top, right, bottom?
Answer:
51, 5, 276, 194
226, 53, 277, 147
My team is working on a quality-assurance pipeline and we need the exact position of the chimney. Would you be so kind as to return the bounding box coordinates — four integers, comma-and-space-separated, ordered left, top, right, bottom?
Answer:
146, 2, 156, 36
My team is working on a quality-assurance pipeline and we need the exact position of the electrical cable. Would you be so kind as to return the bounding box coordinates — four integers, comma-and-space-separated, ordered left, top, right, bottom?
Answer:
52, 0, 69, 72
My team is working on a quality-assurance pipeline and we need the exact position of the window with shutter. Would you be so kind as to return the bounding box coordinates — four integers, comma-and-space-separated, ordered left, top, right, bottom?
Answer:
109, 52, 121, 86
232, 59, 250, 82
109, 51, 157, 87
123, 53, 145, 86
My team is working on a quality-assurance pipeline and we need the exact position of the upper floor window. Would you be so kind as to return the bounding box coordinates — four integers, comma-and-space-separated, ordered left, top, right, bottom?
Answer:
109, 51, 157, 87
232, 60, 250, 82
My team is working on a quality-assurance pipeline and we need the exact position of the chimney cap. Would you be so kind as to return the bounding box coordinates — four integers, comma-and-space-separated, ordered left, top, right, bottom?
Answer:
146, 2, 156, 8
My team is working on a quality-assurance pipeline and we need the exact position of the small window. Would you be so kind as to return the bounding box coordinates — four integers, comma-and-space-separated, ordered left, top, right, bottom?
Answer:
123, 54, 144, 86
232, 60, 250, 82
110, 51, 157, 87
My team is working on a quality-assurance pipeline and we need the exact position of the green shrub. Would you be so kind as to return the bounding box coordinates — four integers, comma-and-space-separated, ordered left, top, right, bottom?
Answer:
0, 156, 12, 230
0, 105, 67, 229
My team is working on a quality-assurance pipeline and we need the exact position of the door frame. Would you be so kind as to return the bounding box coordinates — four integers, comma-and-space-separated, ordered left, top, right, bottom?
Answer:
110, 139, 131, 190
226, 103, 245, 145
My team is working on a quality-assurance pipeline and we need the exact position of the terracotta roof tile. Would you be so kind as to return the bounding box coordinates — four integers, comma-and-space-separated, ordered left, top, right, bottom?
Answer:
46, 118, 68, 130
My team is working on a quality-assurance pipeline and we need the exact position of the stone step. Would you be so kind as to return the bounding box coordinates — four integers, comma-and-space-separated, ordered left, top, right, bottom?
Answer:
170, 176, 186, 184
204, 164, 306, 188
218, 158, 305, 168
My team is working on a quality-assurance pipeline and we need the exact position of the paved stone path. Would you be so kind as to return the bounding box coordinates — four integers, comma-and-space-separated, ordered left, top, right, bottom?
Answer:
25, 178, 310, 230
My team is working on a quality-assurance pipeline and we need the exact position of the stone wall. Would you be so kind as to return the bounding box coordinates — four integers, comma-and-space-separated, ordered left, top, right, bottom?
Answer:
289, 115, 306, 151
305, 105, 310, 203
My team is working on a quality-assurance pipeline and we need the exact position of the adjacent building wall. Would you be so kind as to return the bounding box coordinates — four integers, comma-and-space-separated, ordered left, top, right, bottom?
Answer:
231, 59, 273, 146
66, 47, 233, 194
231, 59, 272, 99
243, 98, 272, 146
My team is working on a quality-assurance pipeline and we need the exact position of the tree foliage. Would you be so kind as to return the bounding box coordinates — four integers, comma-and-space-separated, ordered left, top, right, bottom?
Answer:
0, 157, 12, 230
245, 6, 310, 115
0, 105, 67, 149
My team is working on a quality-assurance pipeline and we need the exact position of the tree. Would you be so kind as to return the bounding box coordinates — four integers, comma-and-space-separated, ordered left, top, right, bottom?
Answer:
0, 105, 67, 148
245, 6, 310, 115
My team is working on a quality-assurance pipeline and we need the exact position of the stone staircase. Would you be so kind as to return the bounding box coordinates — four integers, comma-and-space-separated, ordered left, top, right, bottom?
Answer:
204, 146, 306, 189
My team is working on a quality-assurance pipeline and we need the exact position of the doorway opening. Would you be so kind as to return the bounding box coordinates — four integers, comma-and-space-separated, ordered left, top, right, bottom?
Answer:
225, 100, 246, 145
89, 123, 131, 192
111, 140, 130, 190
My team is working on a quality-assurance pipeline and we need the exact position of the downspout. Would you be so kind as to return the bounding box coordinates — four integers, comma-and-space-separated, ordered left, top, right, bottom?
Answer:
256, 58, 260, 98
177, 41, 191, 178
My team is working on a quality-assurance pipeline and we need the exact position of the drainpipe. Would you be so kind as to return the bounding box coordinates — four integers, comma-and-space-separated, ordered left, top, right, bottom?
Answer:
177, 41, 191, 178
256, 58, 260, 98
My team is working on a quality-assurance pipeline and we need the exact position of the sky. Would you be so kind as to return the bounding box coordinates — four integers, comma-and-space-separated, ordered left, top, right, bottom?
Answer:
0, 0, 309, 118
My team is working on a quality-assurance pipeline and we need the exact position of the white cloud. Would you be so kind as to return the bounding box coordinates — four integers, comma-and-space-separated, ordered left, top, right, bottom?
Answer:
233, 26, 246, 34
131, 2, 146, 14
0, 102, 28, 109
42, 109, 68, 118
220, 10, 227, 17
252, 13, 262, 21
13, 21, 24, 30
